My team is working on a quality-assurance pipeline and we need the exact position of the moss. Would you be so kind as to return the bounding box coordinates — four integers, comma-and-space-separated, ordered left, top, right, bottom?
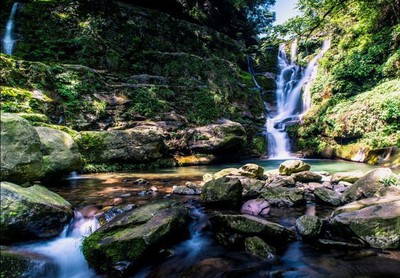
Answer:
0, 251, 30, 278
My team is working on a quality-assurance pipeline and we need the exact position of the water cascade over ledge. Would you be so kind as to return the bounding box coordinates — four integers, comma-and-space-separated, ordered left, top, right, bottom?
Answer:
266, 39, 331, 158
19, 210, 100, 278
2, 3, 19, 55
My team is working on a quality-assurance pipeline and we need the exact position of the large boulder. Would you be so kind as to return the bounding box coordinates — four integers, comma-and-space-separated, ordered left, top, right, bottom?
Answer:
35, 127, 81, 178
184, 120, 246, 154
200, 176, 242, 208
260, 187, 306, 207
341, 168, 394, 203
0, 113, 44, 183
0, 182, 73, 244
76, 126, 165, 164
329, 196, 400, 249
82, 201, 187, 276
278, 160, 310, 176
244, 236, 277, 262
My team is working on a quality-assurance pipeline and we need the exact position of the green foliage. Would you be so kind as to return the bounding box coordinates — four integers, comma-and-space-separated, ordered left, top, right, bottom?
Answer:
381, 175, 400, 187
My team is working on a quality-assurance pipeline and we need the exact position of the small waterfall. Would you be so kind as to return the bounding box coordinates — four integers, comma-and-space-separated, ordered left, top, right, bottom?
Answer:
2, 3, 19, 55
266, 39, 331, 158
20, 210, 100, 278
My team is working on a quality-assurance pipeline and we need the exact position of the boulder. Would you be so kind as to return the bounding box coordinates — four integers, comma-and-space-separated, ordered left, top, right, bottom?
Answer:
329, 196, 400, 249
35, 127, 81, 178
295, 215, 323, 240
82, 201, 187, 276
0, 182, 73, 244
292, 171, 322, 183
266, 175, 296, 187
210, 213, 296, 246
260, 187, 306, 207
173, 184, 201, 195
244, 236, 277, 262
0, 113, 44, 184
185, 120, 246, 154
278, 160, 311, 176
200, 176, 242, 208
314, 188, 342, 206
241, 198, 270, 217
330, 171, 364, 184
238, 164, 264, 179
237, 176, 265, 191
0, 247, 55, 278
76, 127, 165, 164
341, 168, 394, 203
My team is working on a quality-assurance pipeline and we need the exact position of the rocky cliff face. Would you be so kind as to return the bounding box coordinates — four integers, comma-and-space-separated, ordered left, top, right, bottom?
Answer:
1, 0, 268, 170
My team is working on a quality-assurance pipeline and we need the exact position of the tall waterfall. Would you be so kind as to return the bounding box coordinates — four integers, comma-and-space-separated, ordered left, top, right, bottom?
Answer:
2, 3, 19, 55
266, 39, 331, 158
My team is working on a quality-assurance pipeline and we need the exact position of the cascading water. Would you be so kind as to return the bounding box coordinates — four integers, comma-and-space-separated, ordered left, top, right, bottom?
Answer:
19, 210, 100, 278
2, 3, 19, 55
266, 39, 331, 158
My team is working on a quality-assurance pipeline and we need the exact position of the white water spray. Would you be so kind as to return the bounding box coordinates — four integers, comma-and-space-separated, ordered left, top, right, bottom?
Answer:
2, 3, 19, 55
20, 210, 100, 278
266, 39, 331, 158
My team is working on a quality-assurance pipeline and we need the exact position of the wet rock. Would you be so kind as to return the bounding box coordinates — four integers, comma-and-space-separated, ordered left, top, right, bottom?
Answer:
210, 213, 296, 246
0, 113, 44, 184
317, 239, 366, 249
267, 175, 296, 187
314, 187, 342, 206
238, 163, 264, 179
260, 187, 306, 207
238, 176, 265, 191
295, 215, 322, 240
82, 201, 188, 276
241, 198, 270, 216
292, 171, 322, 183
329, 196, 400, 249
133, 178, 149, 186
279, 160, 311, 176
201, 176, 242, 208
35, 127, 81, 179
0, 247, 56, 278
96, 204, 137, 225
330, 171, 364, 184
179, 258, 231, 278
341, 168, 394, 203
0, 182, 73, 244
244, 236, 278, 263
173, 186, 199, 195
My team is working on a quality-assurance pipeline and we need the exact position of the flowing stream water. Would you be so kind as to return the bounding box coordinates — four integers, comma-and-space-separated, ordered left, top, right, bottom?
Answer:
8, 161, 400, 277
2, 2, 19, 55
266, 40, 331, 158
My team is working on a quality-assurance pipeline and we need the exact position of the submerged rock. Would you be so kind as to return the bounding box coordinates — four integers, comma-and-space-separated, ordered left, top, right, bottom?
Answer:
341, 168, 393, 203
329, 196, 400, 249
200, 176, 242, 208
278, 160, 311, 176
82, 201, 188, 276
0, 182, 73, 244
35, 127, 81, 178
0, 113, 44, 184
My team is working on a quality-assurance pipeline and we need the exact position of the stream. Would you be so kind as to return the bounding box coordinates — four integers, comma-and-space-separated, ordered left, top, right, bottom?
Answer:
10, 159, 400, 277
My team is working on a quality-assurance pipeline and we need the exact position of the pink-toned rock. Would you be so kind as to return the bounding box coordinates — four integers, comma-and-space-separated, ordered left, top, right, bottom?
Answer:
241, 198, 270, 216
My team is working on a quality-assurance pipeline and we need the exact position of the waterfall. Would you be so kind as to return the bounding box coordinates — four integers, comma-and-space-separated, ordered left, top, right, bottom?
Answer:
19, 210, 100, 278
2, 3, 19, 55
266, 39, 331, 158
